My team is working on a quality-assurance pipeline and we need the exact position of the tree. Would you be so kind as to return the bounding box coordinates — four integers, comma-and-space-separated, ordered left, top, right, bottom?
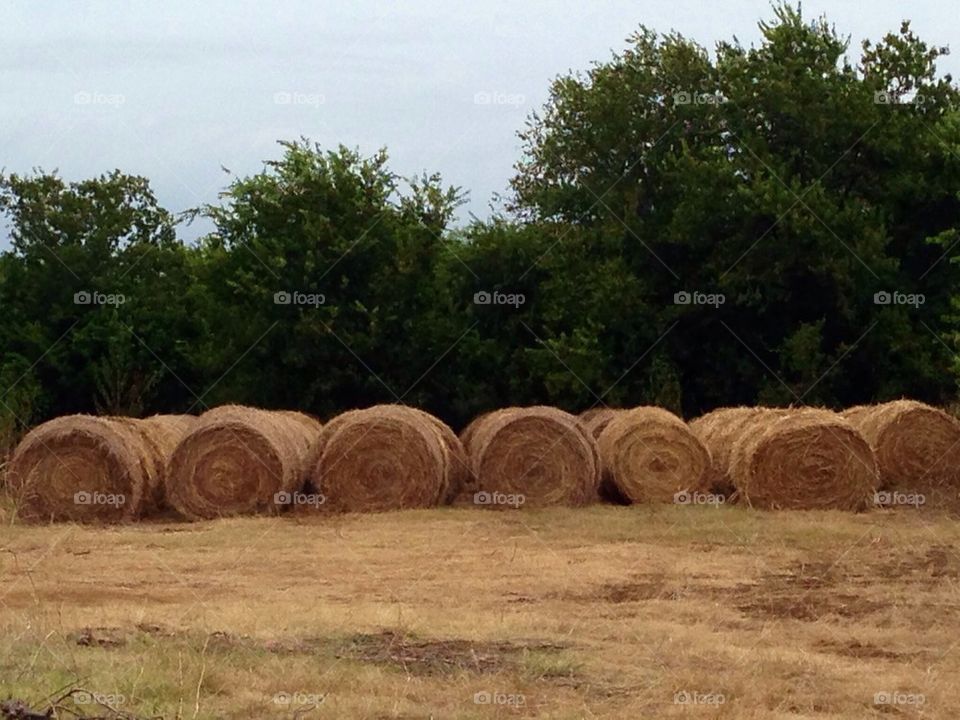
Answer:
192, 140, 465, 418
0, 170, 196, 421
509, 3, 960, 413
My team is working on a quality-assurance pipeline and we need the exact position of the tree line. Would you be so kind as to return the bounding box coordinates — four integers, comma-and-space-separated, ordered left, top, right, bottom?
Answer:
2, 5, 959, 448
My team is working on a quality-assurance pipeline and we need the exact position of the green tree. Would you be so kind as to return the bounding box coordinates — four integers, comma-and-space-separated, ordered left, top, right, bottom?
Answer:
0, 170, 197, 421
510, 3, 960, 413
193, 140, 465, 418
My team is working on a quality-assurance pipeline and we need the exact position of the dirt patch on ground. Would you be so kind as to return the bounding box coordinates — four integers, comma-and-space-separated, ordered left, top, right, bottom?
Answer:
814, 639, 918, 661
69, 626, 128, 648
336, 629, 568, 676
868, 544, 960, 582
725, 562, 889, 621
67, 623, 572, 679
558, 572, 673, 604
600, 578, 668, 603
569, 561, 897, 621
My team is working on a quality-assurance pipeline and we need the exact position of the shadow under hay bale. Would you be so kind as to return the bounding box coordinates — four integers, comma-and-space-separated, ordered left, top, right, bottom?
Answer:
843, 399, 960, 509
307, 405, 453, 512
7, 413, 196, 523
166, 405, 321, 520
463, 406, 599, 508
597, 406, 711, 504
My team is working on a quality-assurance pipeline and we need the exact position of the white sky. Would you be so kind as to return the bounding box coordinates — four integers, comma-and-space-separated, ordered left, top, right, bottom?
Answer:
0, 0, 956, 244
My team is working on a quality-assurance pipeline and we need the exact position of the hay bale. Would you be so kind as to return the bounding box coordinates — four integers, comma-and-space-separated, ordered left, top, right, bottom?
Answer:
597, 407, 711, 503
112, 414, 196, 513
309, 405, 447, 512
466, 406, 599, 507
6, 414, 193, 523
166, 405, 321, 519
842, 400, 960, 499
406, 408, 470, 502
582, 408, 623, 440
689, 407, 783, 496
459, 411, 493, 455
729, 408, 878, 510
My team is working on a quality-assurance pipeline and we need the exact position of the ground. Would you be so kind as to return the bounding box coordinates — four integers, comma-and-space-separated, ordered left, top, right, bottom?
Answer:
0, 504, 957, 719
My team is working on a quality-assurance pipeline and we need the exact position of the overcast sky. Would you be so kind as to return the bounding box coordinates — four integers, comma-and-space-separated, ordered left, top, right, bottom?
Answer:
1, 0, 956, 244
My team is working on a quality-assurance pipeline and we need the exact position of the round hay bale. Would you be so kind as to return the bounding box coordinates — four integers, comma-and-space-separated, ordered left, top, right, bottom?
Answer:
452, 412, 495, 504
460, 411, 494, 456
166, 405, 321, 520
730, 408, 878, 510
579, 407, 613, 424
405, 408, 469, 503
582, 408, 623, 440
275, 409, 324, 434
7, 415, 154, 523
689, 407, 782, 496
309, 405, 447, 512
467, 406, 599, 507
597, 407, 711, 503
112, 414, 197, 514
842, 400, 960, 501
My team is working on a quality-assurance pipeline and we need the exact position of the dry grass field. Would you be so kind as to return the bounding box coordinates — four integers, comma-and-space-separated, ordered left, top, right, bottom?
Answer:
1, 500, 957, 719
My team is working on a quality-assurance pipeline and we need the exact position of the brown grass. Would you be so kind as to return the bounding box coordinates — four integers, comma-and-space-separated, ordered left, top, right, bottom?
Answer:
0, 504, 957, 718
165, 405, 321, 520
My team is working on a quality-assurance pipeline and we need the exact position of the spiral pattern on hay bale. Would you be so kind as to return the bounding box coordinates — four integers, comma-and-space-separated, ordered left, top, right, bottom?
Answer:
8, 413, 196, 523
597, 407, 710, 503
843, 399, 960, 503
464, 406, 599, 507
166, 405, 320, 519
308, 405, 451, 512
729, 408, 878, 510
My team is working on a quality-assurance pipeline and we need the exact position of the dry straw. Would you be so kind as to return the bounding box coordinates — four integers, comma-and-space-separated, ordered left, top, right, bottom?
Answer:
597, 407, 710, 503
580, 408, 623, 440
729, 408, 878, 510
465, 406, 599, 507
843, 399, 960, 498
459, 411, 492, 455
689, 407, 782, 496
408, 407, 470, 502
7, 413, 196, 523
166, 405, 321, 519
308, 405, 451, 512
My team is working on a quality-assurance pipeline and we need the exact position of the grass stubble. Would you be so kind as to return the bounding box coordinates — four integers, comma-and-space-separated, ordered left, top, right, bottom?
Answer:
0, 493, 957, 719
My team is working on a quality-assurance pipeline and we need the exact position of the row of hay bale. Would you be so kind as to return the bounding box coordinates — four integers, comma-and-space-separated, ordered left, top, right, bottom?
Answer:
4, 400, 960, 523
689, 400, 960, 509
